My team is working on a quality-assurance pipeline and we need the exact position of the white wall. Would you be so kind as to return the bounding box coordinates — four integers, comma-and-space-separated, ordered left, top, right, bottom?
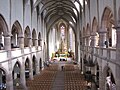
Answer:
11, 0, 23, 29
24, 1, 32, 30
0, 0, 10, 30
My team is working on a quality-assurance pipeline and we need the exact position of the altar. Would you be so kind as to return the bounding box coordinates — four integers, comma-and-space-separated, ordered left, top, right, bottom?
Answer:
52, 51, 74, 61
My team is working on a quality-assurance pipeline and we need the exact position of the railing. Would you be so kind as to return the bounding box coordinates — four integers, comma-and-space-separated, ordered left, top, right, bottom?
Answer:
102, 48, 107, 58
81, 46, 117, 64
109, 48, 116, 60
32, 46, 36, 52
38, 46, 42, 51
24, 47, 30, 54
11, 48, 22, 58
0, 46, 42, 63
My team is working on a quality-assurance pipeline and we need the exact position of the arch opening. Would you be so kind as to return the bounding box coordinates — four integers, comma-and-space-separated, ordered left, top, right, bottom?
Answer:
32, 56, 37, 75
48, 20, 75, 62
24, 27, 31, 47
101, 7, 116, 48
0, 68, 6, 89
11, 21, 23, 49
38, 32, 42, 46
25, 58, 30, 79
39, 58, 42, 70
12, 61, 21, 88
0, 15, 9, 50
103, 66, 116, 90
32, 29, 37, 46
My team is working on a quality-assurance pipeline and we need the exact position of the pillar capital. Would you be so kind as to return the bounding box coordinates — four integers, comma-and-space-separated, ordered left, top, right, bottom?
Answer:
85, 35, 90, 38
18, 34, 24, 38
3, 33, 12, 37
6, 73, 13, 90
98, 27, 107, 34
33, 38, 38, 40
90, 33, 97, 47
82, 35, 90, 39
18, 36, 24, 48
91, 32, 97, 36
27, 37, 32, 39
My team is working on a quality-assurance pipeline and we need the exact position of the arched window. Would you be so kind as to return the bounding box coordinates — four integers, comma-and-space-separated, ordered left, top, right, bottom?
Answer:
60, 25, 65, 41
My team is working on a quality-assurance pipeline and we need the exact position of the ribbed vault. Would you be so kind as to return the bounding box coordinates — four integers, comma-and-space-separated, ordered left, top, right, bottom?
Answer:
34, 0, 82, 33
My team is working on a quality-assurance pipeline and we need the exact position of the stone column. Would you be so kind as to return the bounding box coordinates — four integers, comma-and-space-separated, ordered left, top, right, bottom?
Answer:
34, 39, 38, 47
35, 60, 40, 75
82, 36, 85, 46
98, 27, 107, 48
29, 60, 33, 80
18, 35, 24, 48
99, 64, 104, 90
81, 52, 84, 73
18, 36, 24, 57
20, 64, 27, 90
35, 39, 38, 50
90, 32, 97, 47
4, 35, 11, 63
4, 35, 13, 90
28, 38, 32, 47
4, 35, 11, 51
115, 23, 120, 90
6, 72, 13, 90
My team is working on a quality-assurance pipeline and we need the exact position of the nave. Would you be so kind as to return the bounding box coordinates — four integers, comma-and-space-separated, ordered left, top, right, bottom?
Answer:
26, 61, 87, 90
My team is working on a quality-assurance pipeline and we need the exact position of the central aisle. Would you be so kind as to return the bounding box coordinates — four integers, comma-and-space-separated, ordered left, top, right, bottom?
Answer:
52, 71, 64, 90
26, 61, 87, 90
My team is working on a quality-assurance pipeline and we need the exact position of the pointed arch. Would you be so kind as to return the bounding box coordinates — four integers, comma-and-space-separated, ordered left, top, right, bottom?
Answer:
32, 55, 37, 75
32, 55, 37, 62
39, 58, 42, 70
24, 26, 31, 38
25, 57, 30, 64
32, 29, 37, 39
86, 23, 90, 36
0, 67, 8, 75
83, 27, 85, 37
24, 26, 31, 47
92, 17, 98, 32
12, 61, 21, 86
103, 65, 116, 87
0, 68, 7, 89
101, 7, 114, 28
38, 32, 42, 46
12, 21, 23, 35
0, 14, 9, 36
11, 21, 23, 48
25, 57, 31, 78
12, 61, 21, 72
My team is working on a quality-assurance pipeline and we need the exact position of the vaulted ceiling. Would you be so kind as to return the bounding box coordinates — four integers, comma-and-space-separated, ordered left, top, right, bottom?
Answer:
34, 0, 82, 31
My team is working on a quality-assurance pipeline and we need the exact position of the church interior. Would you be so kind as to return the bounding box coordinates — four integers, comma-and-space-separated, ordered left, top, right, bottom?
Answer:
0, 0, 120, 90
